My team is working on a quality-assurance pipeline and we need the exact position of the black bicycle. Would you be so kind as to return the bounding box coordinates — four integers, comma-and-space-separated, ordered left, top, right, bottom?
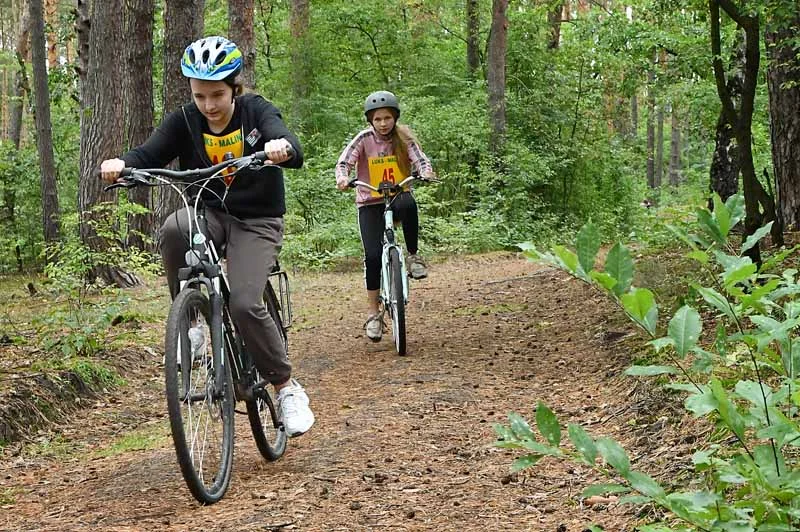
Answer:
105, 151, 293, 504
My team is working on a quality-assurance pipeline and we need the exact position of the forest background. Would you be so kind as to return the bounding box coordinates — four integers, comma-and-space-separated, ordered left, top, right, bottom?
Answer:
2, 0, 796, 276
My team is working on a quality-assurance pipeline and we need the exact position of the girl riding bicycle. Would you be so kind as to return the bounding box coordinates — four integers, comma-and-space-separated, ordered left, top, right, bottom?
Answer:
99, 36, 314, 437
335, 90, 435, 342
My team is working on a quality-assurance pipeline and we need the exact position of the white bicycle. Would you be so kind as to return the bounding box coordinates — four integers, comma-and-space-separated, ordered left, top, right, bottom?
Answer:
348, 175, 434, 355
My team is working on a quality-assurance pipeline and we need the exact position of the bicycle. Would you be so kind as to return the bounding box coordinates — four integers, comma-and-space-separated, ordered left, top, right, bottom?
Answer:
348, 175, 434, 355
104, 151, 294, 504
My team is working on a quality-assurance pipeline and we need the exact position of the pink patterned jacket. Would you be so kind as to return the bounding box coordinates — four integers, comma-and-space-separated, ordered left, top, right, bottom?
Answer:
335, 126, 433, 207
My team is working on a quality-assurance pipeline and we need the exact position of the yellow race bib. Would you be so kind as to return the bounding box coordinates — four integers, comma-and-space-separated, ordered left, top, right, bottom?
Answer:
204, 129, 244, 185
367, 155, 407, 198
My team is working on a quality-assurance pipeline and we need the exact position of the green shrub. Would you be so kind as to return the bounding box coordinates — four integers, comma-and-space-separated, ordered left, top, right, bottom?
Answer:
500, 194, 800, 530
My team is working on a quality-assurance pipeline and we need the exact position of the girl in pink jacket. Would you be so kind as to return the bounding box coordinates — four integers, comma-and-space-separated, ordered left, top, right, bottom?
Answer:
335, 91, 435, 342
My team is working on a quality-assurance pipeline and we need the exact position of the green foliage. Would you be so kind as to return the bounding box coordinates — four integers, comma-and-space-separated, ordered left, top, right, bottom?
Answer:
0, 140, 44, 272
6, 0, 753, 271
508, 193, 800, 529
5, 1, 786, 273
35, 203, 159, 358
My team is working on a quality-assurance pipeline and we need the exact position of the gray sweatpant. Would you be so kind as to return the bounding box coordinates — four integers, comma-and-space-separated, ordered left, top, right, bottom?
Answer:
159, 208, 291, 385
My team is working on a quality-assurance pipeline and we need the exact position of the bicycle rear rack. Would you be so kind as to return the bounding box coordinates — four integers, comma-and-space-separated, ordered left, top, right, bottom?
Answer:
269, 269, 293, 329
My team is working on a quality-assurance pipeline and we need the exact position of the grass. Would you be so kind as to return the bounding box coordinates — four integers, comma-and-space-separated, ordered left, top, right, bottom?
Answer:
25, 434, 84, 459
92, 421, 170, 458
0, 487, 19, 505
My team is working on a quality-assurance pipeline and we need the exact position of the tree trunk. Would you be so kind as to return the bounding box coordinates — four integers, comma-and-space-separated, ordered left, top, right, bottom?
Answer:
710, 0, 782, 259
646, 70, 655, 189
668, 104, 681, 186
158, 0, 204, 224
124, 0, 155, 251
163, 0, 204, 113
75, 0, 89, 103
709, 30, 744, 207
78, 0, 133, 285
3, 10, 30, 224
29, 0, 60, 245
44, 0, 58, 67
466, 0, 480, 79
8, 9, 30, 147
487, 0, 508, 158
228, 0, 256, 88
547, 1, 564, 50
631, 92, 638, 135
289, 0, 310, 131
655, 102, 664, 188
766, 11, 800, 230
709, 108, 739, 204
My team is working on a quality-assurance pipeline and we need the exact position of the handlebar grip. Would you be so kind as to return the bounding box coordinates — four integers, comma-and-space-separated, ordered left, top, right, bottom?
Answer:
94, 166, 134, 181
253, 144, 295, 163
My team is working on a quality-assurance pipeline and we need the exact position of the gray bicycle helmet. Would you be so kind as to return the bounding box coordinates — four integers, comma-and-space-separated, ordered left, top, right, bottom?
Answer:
364, 91, 400, 120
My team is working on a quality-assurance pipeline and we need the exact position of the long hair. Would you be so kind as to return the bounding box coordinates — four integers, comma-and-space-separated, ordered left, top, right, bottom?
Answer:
392, 124, 418, 178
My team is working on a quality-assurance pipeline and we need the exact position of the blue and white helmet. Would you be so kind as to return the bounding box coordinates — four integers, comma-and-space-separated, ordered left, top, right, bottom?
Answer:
181, 36, 243, 81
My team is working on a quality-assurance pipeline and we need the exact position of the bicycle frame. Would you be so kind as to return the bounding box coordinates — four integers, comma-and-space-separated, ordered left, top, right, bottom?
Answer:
379, 203, 409, 309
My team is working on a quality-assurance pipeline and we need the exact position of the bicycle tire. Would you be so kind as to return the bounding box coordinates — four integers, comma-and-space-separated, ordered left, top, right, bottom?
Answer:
164, 288, 235, 504
388, 247, 407, 355
246, 281, 288, 461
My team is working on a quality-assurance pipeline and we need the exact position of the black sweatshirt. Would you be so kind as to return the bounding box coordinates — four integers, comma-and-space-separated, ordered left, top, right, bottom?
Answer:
121, 93, 303, 219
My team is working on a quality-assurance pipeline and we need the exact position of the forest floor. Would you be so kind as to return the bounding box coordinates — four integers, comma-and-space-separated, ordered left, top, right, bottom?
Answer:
0, 252, 703, 531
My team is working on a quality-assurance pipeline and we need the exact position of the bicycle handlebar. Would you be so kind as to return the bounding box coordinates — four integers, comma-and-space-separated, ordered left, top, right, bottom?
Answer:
347, 174, 437, 194
101, 146, 294, 191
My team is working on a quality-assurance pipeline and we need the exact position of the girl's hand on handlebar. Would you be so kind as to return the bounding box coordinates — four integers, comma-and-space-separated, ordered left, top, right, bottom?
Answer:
263, 139, 293, 164
99, 158, 125, 183
336, 177, 351, 191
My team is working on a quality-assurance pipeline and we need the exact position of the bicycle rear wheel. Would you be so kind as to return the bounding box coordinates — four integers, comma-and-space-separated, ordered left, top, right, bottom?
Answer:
246, 282, 288, 461
388, 247, 407, 355
164, 288, 235, 504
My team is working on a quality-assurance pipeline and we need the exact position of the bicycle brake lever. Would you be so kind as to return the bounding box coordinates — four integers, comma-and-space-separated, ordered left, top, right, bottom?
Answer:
103, 171, 152, 191
103, 181, 133, 191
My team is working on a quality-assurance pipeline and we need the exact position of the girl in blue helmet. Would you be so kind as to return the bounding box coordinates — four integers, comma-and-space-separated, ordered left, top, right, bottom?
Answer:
99, 36, 314, 437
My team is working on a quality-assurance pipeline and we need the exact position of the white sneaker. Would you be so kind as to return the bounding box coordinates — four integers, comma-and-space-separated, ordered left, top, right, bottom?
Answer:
364, 314, 383, 341
406, 254, 428, 279
277, 379, 315, 437
188, 325, 206, 360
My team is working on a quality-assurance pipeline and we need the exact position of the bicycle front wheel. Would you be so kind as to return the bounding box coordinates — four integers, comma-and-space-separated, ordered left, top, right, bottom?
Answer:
246, 282, 288, 461
164, 288, 235, 505
388, 247, 407, 355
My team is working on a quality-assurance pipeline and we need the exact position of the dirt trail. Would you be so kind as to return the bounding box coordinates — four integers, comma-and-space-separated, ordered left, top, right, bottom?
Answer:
0, 253, 682, 531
